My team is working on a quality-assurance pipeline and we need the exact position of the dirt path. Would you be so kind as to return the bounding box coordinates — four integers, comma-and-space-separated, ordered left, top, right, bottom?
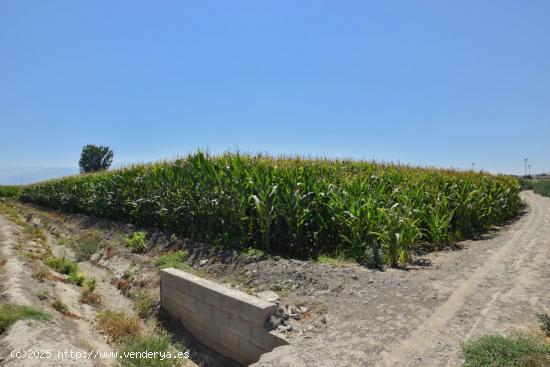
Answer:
254, 191, 550, 366
0, 215, 114, 367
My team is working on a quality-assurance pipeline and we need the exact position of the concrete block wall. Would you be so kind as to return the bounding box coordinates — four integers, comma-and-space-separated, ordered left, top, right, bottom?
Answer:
160, 268, 288, 366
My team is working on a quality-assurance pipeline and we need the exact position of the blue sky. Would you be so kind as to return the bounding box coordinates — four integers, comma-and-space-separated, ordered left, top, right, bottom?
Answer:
1, 0, 549, 178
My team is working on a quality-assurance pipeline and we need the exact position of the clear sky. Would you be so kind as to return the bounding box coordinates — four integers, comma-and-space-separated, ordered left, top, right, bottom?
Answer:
1, 0, 549, 176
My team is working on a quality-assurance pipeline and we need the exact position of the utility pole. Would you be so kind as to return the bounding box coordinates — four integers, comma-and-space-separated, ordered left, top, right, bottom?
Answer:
528, 164, 531, 176
524, 158, 528, 176
471, 162, 475, 171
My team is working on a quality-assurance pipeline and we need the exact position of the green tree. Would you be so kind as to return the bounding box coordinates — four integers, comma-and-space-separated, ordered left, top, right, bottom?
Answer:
79, 145, 113, 173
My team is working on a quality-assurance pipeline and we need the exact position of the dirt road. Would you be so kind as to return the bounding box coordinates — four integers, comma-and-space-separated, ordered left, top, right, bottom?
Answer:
254, 191, 550, 366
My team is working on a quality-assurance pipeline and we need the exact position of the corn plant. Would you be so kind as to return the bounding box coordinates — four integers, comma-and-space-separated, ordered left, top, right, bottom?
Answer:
20, 151, 520, 266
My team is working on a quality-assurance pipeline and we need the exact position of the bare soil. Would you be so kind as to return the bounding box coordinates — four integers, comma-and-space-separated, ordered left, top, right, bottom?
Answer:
1, 191, 549, 366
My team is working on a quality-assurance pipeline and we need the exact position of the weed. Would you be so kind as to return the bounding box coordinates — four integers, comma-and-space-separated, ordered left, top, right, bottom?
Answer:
36, 289, 49, 300
96, 310, 141, 344
315, 302, 328, 315
125, 231, 148, 253
315, 255, 350, 266
80, 288, 102, 305
241, 247, 266, 258
45, 256, 78, 275
23, 223, 45, 241
117, 333, 189, 367
68, 272, 86, 286
536, 313, 550, 337
32, 265, 50, 282
0, 304, 50, 333
84, 277, 97, 292
462, 331, 550, 367
52, 298, 69, 315
134, 290, 154, 319
154, 251, 189, 270
72, 232, 103, 261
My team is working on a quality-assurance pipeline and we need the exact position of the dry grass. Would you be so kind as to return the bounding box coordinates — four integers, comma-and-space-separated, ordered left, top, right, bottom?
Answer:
80, 288, 102, 305
96, 310, 141, 344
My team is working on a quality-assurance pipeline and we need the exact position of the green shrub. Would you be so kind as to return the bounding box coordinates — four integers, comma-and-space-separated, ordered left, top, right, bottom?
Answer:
0, 304, 50, 333
154, 251, 189, 270
117, 334, 189, 367
125, 231, 148, 253
84, 277, 97, 292
462, 332, 550, 367
19, 151, 521, 265
68, 271, 86, 286
46, 256, 78, 275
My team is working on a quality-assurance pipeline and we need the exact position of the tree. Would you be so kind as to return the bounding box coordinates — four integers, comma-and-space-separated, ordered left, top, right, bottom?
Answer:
79, 145, 114, 173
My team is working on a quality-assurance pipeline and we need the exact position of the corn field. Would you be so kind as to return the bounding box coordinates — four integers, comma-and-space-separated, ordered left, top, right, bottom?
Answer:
19, 152, 520, 266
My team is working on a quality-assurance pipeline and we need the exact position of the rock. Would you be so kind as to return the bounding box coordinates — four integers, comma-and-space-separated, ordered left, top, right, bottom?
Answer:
320, 316, 327, 324
368, 278, 374, 283
268, 315, 281, 329
277, 324, 293, 332
257, 291, 279, 303
199, 259, 208, 266
298, 306, 309, 313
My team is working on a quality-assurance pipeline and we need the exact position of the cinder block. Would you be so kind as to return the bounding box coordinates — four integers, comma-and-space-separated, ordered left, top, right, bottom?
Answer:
160, 268, 284, 366
250, 326, 276, 349
221, 296, 242, 315
179, 293, 197, 313
196, 303, 212, 320
220, 329, 240, 351
204, 288, 221, 308
188, 281, 205, 301
211, 307, 230, 328
229, 315, 250, 340
162, 294, 179, 316
203, 320, 221, 345
240, 339, 265, 365
161, 270, 191, 293
240, 302, 278, 326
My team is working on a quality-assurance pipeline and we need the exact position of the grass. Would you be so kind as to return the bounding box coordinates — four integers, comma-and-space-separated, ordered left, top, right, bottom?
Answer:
462, 331, 550, 367
536, 313, 550, 337
23, 223, 46, 241
533, 180, 550, 198
315, 254, 352, 267
241, 247, 267, 258
154, 251, 189, 270
20, 151, 520, 266
46, 256, 78, 275
134, 290, 154, 319
32, 264, 50, 282
36, 289, 49, 300
0, 185, 21, 198
68, 271, 86, 286
52, 298, 69, 315
117, 333, 189, 367
0, 304, 51, 333
71, 231, 103, 261
96, 310, 142, 344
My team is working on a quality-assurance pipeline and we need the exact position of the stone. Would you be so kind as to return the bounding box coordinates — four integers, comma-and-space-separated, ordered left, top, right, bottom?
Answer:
199, 259, 208, 266
256, 291, 279, 303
